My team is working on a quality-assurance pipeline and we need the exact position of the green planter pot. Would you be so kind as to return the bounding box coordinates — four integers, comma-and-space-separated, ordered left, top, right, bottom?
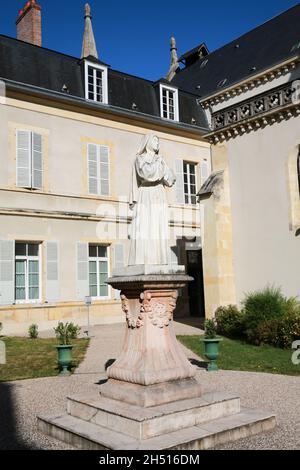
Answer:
56, 345, 73, 376
202, 338, 222, 372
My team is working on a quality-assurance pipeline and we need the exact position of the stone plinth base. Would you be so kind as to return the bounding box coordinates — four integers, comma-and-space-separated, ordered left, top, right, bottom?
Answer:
100, 378, 202, 408
38, 390, 276, 450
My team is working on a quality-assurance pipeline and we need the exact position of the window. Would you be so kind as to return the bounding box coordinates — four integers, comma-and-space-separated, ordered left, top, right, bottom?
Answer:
16, 130, 43, 190
15, 243, 41, 303
160, 84, 179, 121
85, 61, 108, 104
184, 162, 197, 205
88, 144, 110, 196
89, 245, 109, 299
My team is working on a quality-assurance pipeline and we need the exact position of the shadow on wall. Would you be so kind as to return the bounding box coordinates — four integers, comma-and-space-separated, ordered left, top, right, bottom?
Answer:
0, 383, 35, 450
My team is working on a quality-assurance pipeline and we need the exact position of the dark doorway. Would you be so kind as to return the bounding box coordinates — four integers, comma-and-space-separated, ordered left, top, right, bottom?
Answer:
187, 250, 205, 318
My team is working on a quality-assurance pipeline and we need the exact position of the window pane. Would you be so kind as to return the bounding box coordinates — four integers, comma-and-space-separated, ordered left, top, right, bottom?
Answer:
100, 285, 108, 297
90, 285, 97, 297
89, 273, 97, 285
189, 164, 196, 176
29, 287, 39, 300
15, 260, 25, 275
97, 246, 107, 258
29, 260, 39, 274
29, 273, 39, 285
89, 246, 97, 258
100, 273, 108, 285
15, 288, 26, 301
185, 195, 190, 204
99, 260, 108, 273
15, 243, 26, 256
28, 244, 39, 256
191, 196, 197, 205
89, 260, 97, 274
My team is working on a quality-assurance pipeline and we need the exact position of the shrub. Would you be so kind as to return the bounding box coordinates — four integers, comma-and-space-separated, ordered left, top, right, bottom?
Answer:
204, 319, 217, 339
68, 323, 81, 340
277, 312, 300, 349
0, 323, 2, 334
243, 286, 288, 343
215, 305, 245, 338
54, 322, 81, 345
28, 324, 39, 339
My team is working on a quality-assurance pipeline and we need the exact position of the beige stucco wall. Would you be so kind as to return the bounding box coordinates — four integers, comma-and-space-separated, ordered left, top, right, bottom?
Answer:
0, 96, 210, 333
224, 115, 300, 304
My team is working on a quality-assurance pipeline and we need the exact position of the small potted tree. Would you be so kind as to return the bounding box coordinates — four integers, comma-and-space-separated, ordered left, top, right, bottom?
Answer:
202, 319, 222, 372
54, 322, 80, 376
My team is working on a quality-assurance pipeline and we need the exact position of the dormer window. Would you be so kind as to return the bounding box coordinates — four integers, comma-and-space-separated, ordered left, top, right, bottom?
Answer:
84, 60, 108, 104
159, 84, 179, 121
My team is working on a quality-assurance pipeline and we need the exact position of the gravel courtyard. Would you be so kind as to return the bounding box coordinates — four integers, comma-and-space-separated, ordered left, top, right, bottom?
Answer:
0, 322, 299, 450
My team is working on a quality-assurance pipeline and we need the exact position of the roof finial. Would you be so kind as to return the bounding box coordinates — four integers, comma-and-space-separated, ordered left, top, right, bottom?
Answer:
166, 36, 180, 81
85, 3, 91, 17
81, 3, 98, 59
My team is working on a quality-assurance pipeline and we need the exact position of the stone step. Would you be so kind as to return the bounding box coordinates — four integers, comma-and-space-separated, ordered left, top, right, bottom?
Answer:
37, 408, 276, 450
66, 392, 241, 440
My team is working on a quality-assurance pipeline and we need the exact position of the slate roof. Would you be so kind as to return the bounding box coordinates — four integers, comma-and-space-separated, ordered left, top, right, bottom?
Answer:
172, 3, 300, 99
0, 34, 208, 130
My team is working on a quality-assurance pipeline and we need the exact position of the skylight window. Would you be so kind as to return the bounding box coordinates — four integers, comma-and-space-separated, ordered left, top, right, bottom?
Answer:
200, 59, 208, 68
218, 78, 228, 88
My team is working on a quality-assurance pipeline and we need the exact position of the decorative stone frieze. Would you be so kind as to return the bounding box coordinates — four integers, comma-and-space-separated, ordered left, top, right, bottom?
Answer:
207, 81, 300, 143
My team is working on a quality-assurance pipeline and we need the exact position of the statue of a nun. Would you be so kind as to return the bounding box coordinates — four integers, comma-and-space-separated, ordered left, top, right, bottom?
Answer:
128, 134, 176, 266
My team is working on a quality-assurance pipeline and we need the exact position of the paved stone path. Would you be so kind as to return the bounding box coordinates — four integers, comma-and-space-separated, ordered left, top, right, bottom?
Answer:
0, 320, 299, 450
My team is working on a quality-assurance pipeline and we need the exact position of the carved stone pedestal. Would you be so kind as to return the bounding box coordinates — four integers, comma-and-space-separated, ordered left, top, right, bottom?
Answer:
104, 274, 196, 400
38, 272, 276, 449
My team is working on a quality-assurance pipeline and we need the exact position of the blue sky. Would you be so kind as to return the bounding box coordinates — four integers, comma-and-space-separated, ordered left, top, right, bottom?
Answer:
0, 0, 298, 80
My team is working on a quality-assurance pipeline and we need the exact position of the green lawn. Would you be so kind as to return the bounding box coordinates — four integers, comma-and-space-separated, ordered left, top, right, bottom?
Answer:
0, 337, 90, 382
178, 335, 300, 377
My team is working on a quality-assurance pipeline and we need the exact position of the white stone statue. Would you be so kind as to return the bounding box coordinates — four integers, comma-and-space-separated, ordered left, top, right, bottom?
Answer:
128, 134, 176, 266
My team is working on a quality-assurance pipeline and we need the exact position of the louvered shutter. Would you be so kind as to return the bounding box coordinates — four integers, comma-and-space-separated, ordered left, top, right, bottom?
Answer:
32, 133, 43, 190
88, 144, 99, 195
99, 146, 110, 196
200, 160, 210, 188
16, 130, 31, 188
113, 244, 124, 300
76, 243, 89, 300
0, 240, 15, 305
46, 242, 59, 303
175, 159, 185, 204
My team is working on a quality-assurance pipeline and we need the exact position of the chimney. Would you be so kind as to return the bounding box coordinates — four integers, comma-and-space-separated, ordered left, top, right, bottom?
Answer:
16, 0, 42, 47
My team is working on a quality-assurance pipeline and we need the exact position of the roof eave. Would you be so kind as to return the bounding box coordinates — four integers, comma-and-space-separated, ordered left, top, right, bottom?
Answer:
2, 78, 209, 136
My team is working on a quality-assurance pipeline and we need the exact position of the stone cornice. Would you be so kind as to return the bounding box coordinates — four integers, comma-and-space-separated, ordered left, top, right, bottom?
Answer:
206, 81, 300, 143
200, 56, 299, 109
